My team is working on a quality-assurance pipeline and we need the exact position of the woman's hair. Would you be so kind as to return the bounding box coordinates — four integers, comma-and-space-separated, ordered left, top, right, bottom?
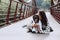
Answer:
39, 11, 48, 26
33, 15, 39, 23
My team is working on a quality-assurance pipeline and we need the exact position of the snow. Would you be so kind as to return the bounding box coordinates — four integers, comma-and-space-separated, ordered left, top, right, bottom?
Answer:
0, 12, 60, 40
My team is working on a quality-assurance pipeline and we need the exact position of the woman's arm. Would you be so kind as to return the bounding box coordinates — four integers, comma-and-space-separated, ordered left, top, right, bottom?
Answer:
32, 24, 39, 28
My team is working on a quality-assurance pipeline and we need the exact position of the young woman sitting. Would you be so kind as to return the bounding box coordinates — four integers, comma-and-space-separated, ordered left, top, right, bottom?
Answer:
26, 15, 42, 33
39, 11, 53, 33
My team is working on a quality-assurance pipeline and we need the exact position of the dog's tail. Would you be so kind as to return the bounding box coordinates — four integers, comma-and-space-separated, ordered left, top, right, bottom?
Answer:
22, 25, 27, 28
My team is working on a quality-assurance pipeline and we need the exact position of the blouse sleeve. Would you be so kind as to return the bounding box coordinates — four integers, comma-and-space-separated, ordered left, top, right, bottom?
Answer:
38, 21, 42, 30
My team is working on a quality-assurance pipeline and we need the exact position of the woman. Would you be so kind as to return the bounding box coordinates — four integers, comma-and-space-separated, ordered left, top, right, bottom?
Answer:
27, 15, 42, 33
39, 11, 53, 33
32, 15, 42, 33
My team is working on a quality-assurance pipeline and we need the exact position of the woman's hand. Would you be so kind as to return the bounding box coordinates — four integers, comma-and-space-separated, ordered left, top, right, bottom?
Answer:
32, 24, 39, 28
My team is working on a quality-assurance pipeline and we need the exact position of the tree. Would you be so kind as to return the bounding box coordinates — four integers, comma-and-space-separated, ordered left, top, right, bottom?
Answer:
0, 0, 1, 3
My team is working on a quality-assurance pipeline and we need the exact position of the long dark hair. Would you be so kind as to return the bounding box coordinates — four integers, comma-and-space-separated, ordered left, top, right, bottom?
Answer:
39, 11, 48, 26
33, 15, 39, 23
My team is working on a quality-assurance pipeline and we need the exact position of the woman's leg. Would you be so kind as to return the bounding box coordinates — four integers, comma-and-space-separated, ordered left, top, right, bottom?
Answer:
32, 27, 36, 33
36, 26, 41, 33
50, 27, 53, 32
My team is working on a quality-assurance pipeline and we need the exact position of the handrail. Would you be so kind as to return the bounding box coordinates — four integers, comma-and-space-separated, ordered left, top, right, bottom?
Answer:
50, 1, 60, 24
0, 0, 38, 26
50, 2, 60, 8
12, 0, 38, 9
13, 0, 31, 7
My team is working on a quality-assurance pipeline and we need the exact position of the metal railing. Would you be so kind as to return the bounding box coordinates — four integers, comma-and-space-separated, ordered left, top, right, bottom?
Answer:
50, 2, 60, 24
0, 0, 37, 26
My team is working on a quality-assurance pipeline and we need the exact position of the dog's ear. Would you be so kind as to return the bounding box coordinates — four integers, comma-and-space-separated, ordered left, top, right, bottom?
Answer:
32, 21, 33, 23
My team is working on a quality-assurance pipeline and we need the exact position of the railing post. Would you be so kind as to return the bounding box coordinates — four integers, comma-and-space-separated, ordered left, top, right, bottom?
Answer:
28, 7, 30, 17
50, 0, 54, 14
51, 0, 54, 6
6, 0, 12, 24
19, 4, 23, 20
14, 2, 18, 22
23, 4, 26, 19
25, 7, 28, 18
33, 0, 37, 7
58, 0, 60, 2
32, 0, 37, 14
27, 8, 29, 17
58, 0, 60, 6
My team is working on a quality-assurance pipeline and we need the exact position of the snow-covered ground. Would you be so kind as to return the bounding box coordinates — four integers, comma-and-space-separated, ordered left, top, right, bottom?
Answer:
0, 12, 60, 40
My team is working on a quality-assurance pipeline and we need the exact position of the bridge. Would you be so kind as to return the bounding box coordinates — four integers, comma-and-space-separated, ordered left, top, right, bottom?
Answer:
0, 0, 60, 26
0, 0, 60, 40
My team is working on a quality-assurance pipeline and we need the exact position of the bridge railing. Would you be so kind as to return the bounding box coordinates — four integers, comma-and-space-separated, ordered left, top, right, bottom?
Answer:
50, 2, 60, 24
0, 0, 37, 26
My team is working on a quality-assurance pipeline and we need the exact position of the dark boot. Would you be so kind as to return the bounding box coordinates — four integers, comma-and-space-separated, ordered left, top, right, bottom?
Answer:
27, 29, 32, 33
37, 31, 40, 34
50, 27, 53, 32
32, 31, 36, 33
